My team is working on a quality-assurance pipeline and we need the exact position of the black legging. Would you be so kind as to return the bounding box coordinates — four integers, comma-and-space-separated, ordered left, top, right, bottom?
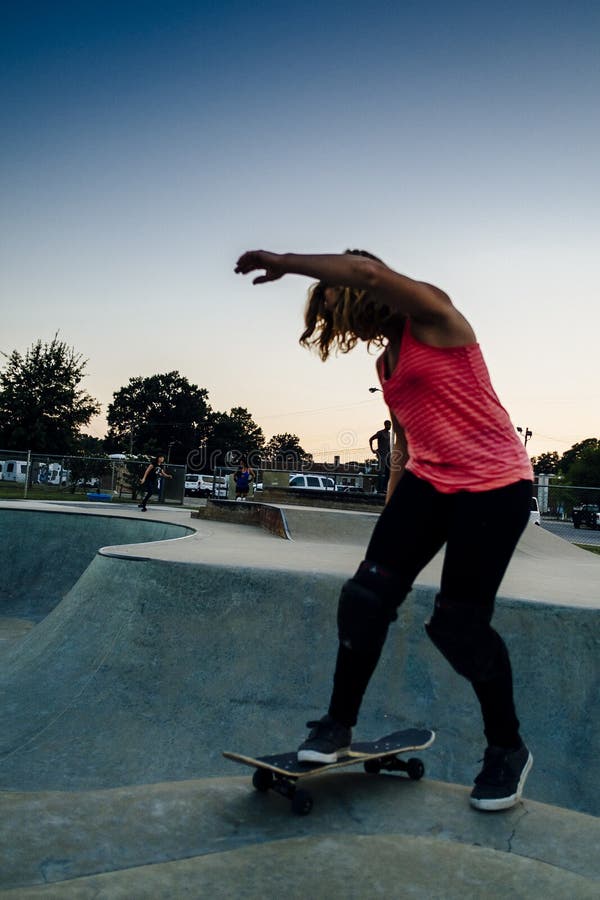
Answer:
329, 470, 532, 748
140, 479, 157, 509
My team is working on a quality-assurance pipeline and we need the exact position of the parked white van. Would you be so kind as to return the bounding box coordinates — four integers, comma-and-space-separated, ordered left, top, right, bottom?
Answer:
1, 460, 29, 483
38, 463, 71, 486
288, 474, 335, 491
185, 473, 227, 498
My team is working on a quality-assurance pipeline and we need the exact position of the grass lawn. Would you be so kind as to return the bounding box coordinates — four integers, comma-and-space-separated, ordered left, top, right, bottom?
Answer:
575, 543, 600, 555
0, 484, 134, 503
0, 485, 87, 501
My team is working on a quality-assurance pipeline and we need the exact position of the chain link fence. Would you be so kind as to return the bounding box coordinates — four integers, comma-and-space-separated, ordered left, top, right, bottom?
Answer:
210, 465, 383, 500
533, 478, 600, 548
1, 448, 599, 547
0, 449, 185, 505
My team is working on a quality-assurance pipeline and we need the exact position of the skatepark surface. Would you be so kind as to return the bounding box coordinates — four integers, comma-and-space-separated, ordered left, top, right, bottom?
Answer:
0, 498, 598, 897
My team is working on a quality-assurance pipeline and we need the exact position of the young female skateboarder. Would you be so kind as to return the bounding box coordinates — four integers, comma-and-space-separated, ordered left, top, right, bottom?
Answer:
235, 248, 534, 810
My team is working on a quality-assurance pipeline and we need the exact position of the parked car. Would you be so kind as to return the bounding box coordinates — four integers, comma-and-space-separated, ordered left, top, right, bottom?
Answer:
75, 477, 101, 489
572, 504, 599, 530
530, 496, 541, 526
288, 474, 335, 491
185, 473, 227, 498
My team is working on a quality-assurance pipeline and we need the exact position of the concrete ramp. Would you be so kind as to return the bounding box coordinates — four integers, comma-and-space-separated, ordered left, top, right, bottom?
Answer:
0, 507, 192, 621
281, 505, 379, 544
2, 776, 599, 896
1, 502, 599, 897
0, 548, 598, 815
193, 501, 600, 606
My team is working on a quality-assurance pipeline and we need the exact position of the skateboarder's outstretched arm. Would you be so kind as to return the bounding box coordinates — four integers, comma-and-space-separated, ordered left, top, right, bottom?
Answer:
235, 249, 474, 347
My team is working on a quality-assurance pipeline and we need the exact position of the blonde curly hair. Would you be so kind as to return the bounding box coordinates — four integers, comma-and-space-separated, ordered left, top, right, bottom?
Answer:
299, 250, 400, 361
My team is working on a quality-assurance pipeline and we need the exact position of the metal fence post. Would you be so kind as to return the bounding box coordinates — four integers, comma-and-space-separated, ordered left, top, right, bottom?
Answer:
23, 450, 31, 499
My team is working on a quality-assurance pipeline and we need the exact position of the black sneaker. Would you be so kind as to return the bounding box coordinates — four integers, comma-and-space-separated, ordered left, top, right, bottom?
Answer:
297, 715, 352, 764
470, 743, 533, 811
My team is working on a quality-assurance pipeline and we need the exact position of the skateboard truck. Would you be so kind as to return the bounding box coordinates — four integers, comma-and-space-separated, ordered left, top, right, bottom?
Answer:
251, 752, 426, 815
253, 768, 314, 815
363, 755, 425, 779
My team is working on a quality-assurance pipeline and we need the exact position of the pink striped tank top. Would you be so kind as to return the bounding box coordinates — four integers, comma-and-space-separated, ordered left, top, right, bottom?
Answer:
377, 318, 533, 493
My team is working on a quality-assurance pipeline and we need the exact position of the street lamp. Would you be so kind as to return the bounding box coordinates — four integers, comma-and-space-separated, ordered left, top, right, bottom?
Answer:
167, 440, 181, 463
369, 387, 382, 393
516, 426, 532, 447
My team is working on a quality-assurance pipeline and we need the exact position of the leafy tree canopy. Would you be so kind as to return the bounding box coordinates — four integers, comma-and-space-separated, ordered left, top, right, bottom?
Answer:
561, 439, 600, 487
530, 451, 561, 475
0, 335, 100, 453
106, 371, 212, 464
201, 407, 265, 471
264, 432, 312, 468
559, 438, 600, 476
533, 438, 600, 489
75, 434, 107, 455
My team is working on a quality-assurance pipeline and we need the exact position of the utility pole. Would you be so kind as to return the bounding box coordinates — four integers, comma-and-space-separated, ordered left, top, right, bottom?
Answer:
517, 426, 532, 448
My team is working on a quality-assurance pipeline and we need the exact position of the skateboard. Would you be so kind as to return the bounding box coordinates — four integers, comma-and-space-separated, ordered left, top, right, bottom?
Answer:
223, 727, 435, 815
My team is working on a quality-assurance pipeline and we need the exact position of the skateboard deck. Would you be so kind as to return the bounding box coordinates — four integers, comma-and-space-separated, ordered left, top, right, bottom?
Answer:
223, 727, 435, 815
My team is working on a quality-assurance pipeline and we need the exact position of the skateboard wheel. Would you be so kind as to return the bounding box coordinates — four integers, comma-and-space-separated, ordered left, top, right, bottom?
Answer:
406, 757, 425, 780
291, 789, 313, 816
364, 759, 381, 775
252, 768, 274, 792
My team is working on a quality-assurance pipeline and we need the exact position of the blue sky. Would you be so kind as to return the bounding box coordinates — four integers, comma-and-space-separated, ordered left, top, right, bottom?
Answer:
1, 1, 598, 461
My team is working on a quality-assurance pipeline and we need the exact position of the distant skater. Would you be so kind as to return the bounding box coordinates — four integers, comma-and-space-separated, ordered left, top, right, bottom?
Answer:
138, 455, 172, 512
236, 247, 534, 811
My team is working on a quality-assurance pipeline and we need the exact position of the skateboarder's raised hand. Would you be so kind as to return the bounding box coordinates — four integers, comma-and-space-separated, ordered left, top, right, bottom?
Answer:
235, 250, 286, 283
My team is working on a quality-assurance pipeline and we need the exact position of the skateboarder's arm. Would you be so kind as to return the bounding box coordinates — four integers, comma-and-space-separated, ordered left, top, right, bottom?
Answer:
235, 250, 470, 337
386, 414, 408, 504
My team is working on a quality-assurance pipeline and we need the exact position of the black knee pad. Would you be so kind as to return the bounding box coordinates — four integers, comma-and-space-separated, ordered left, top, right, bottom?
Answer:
425, 594, 507, 682
337, 562, 408, 655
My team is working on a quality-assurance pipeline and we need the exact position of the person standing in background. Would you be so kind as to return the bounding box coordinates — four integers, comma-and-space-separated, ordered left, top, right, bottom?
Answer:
370, 420, 392, 492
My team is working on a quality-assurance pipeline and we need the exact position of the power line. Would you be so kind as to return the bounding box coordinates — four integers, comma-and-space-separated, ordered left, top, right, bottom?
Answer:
256, 399, 376, 420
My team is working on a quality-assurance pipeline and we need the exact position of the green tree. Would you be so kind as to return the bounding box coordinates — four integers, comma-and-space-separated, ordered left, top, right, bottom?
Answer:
0, 335, 100, 452
105, 372, 213, 465
75, 434, 106, 455
530, 451, 561, 475
264, 432, 312, 469
562, 440, 600, 487
559, 438, 600, 477
201, 407, 264, 471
